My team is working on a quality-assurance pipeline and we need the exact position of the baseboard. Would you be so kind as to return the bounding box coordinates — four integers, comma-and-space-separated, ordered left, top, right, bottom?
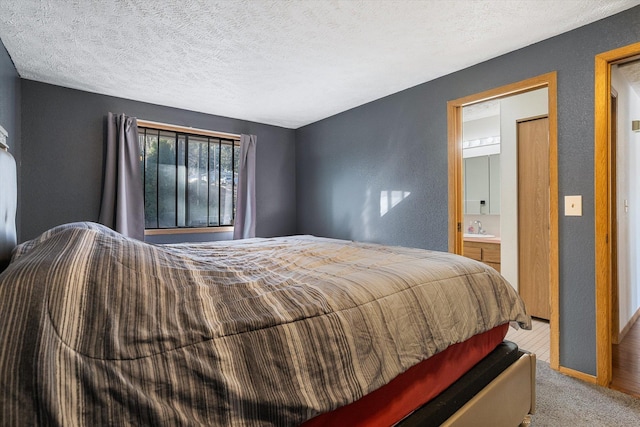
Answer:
618, 306, 640, 343
557, 366, 597, 384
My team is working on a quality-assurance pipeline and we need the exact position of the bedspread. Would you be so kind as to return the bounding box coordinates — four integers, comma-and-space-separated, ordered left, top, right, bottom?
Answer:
0, 222, 530, 426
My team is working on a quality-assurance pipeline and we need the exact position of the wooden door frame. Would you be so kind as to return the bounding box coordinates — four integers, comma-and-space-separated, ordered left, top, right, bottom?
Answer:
594, 42, 640, 387
447, 72, 559, 370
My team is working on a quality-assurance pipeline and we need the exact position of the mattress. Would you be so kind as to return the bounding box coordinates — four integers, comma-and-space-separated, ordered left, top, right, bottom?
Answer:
0, 222, 530, 425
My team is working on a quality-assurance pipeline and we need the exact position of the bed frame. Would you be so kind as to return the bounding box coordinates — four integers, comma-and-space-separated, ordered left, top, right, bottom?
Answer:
443, 352, 535, 427
403, 345, 536, 427
0, 145, 535, 426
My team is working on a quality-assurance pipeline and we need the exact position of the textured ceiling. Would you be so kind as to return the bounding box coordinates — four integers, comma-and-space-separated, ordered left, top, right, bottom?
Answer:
618, 60, 640, 98
0, 0, 639, 129
463, 100, 500, 122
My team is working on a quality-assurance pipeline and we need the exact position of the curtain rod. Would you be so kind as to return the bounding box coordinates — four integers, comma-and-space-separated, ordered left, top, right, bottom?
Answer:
137, 119, 241, 141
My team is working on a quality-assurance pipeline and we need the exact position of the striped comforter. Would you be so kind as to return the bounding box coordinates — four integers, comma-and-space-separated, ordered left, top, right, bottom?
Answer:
0, 222, 530, 426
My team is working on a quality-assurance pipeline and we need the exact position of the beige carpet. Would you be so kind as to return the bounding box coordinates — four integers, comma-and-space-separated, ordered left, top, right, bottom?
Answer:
533, 361, 640, 426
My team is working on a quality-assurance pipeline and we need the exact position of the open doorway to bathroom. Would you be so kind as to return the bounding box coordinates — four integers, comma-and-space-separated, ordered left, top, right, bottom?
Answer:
447, 72, 559, 371
460, 91, 550, 320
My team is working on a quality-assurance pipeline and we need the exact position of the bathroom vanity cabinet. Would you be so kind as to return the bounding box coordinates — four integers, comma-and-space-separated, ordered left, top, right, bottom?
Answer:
463, 239, 501, 272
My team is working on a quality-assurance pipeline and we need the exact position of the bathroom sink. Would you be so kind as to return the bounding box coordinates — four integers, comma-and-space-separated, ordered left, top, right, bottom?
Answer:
464, 233, 495, 238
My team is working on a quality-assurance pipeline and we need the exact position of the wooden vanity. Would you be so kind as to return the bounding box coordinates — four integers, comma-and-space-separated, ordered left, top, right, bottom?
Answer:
463, 237, 501, 272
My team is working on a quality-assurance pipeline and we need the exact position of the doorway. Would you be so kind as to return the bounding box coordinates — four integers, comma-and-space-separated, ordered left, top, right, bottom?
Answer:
447, 72, 560, 370
594, 41, 640, 389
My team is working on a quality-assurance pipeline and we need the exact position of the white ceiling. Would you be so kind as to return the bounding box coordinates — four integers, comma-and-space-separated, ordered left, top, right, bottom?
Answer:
0, 1, 639, 129
463, 99, 501, 122
618, 60, 640, 97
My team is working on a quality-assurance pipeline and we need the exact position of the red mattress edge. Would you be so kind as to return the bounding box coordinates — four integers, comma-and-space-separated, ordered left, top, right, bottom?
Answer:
302, 323, 509, 427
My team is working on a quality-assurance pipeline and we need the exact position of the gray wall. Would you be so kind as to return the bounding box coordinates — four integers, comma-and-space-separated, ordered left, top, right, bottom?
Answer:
0, 39, 21, 240
21, 81, 296, 242
295, 7, 640, 375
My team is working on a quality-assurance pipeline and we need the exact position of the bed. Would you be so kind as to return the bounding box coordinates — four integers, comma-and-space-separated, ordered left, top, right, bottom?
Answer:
0, 147, 535, 426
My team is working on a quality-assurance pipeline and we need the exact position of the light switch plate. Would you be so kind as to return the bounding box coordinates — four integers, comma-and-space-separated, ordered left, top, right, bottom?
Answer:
565, 195, 582, 216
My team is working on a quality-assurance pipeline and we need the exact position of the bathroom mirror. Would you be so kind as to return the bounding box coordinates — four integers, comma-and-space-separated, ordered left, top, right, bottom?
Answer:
464, 153, 500, 215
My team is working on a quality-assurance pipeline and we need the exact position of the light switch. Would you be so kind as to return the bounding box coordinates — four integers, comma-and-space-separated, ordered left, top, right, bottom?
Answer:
565, 195, 582, 216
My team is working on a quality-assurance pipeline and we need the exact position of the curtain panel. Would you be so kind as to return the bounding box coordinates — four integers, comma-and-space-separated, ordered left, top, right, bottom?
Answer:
233, 134, 257, 239
98, 113, 145, 240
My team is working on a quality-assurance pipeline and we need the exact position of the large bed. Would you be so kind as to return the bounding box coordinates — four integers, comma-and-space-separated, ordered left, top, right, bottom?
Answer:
0, 147, 535, 426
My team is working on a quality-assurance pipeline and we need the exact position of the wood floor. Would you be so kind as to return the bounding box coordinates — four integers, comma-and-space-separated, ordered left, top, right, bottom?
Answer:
611, 319, 640, 397
505, 317, 640, 397
505, 318, 550, 363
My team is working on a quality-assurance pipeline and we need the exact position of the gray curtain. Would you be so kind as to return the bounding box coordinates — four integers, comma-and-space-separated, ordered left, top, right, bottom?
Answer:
233, 134, 257, 239
98, 113, 145, 240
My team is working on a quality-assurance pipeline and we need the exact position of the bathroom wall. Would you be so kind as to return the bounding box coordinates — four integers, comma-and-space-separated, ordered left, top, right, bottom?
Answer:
464, 214, 500, 237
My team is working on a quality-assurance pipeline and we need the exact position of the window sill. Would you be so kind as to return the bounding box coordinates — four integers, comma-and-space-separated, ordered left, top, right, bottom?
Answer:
144, 226, 234, 236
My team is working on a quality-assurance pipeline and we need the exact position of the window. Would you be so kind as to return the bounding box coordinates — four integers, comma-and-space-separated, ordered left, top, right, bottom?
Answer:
138, 123, 240, 231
